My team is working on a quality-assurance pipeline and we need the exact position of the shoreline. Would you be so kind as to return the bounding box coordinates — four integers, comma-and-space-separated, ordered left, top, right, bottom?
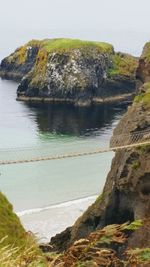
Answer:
19, 195, 98, 242
16, 93, 134, 106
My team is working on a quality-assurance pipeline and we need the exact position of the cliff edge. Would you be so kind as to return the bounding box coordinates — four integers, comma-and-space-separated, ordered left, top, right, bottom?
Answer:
49, 42, 150, 258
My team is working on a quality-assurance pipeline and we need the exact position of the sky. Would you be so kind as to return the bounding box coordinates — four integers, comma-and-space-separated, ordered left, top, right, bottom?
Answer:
0, 0, 150, 57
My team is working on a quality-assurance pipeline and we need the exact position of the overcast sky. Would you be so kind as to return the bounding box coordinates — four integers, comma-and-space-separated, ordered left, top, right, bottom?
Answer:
0, 0, 150, 57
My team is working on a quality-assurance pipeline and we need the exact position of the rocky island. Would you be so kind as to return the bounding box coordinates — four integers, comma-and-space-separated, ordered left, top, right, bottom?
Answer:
0, 38, 138, 106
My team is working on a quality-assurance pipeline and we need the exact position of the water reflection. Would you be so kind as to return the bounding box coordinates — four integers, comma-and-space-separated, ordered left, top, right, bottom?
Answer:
26, 102, 128, 137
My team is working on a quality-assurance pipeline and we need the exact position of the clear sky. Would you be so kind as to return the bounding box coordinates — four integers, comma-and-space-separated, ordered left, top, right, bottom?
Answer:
0, 0, 150, 57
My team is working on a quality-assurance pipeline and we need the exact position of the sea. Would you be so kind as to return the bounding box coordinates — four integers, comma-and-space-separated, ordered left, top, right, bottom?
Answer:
0, 29, 145, 241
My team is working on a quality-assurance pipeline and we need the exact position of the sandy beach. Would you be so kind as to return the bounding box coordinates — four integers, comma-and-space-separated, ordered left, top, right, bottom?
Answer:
19, 195, 97, 243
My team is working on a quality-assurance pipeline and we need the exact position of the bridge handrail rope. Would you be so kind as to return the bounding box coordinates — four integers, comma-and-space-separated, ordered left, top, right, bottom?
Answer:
0, 129, 150, 165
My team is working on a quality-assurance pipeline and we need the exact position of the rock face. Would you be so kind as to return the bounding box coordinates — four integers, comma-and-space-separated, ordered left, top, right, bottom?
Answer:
0, 40, 40, 81
49, 43, 150, 252
136, 42, 150, 83
0, 38, 138, 106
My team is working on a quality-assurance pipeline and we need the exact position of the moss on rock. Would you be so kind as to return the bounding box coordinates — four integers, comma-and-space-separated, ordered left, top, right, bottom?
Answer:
30, 48, 48, 87
134, 82, 150, 108
7, 40, 41, 66
108, 52, 138, 78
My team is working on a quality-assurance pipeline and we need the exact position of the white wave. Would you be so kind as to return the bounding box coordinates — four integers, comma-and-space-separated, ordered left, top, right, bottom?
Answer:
17, 195, 98, 217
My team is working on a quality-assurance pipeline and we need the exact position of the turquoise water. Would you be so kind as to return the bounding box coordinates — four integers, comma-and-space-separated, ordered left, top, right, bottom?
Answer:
0, 78, 127, 213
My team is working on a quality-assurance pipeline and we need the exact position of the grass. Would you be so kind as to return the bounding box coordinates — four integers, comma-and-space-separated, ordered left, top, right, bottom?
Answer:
41, 38, 114, 54
0, 191, 50, 266
0, 191, 27, 248
0, 220, 142, 267
0, 237, 49, 267
7, 38, 113, 66
108, 53, 138, 77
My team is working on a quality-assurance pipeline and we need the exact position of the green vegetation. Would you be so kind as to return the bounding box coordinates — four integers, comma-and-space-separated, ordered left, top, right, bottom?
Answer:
137, 144, 150, 153
123, 220, 143, 230
28, 38, 114, 87
0, 237, 48, 267
95, 193, 103, 204
142, 42, 150, 63
7, 39, 42, 65
0, 190, 147, 267
143, 82, 150, 90
7, 46, 27, 65
108, 53, 138, 77
7, 38, 113, 67
0, 191, 26, 248
134, 92, 150, 108
96, 221, 143, 245
126, 248, 150, 265
132, 160, 141, 170
41, 38, 114, 54
134, 82, 150, 108
30, 48, 48, 86
0, 191, 49, 266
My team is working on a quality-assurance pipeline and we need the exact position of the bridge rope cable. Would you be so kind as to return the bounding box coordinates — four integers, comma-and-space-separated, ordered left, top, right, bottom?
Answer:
0, 129, 150, 165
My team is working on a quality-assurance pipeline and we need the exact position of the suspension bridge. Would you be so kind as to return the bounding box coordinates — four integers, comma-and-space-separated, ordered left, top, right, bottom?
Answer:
0, 129, 150, 165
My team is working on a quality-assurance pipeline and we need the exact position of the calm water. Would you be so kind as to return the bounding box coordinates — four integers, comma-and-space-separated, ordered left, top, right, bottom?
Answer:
0, 78, 128, 213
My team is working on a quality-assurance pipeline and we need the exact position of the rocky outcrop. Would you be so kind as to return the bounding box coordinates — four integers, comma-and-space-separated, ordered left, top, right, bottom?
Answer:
0, 38, 138, 106
136, 42, 150, 83
0, 40, 41, 81
49, 43, 150, 253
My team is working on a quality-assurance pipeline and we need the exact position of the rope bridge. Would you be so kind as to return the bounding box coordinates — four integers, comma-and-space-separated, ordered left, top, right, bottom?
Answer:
0, 129, 150, 165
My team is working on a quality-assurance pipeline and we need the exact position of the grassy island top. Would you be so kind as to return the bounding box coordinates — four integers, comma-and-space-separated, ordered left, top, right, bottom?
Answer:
27, 38, 114, 54
42, 38, 114, 53
9, 38, 113, 65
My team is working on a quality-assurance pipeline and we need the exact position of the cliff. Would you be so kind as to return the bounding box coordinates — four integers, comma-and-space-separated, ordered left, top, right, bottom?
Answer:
0, 38, 138, 106
49, 42, 150, 264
